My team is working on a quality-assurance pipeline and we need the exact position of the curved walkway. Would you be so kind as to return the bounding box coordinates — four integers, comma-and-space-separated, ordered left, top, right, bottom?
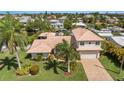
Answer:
80, 59, 113, 81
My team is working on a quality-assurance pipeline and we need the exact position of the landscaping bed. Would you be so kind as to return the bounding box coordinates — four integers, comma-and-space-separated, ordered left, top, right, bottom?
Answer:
0, 51, 87, 81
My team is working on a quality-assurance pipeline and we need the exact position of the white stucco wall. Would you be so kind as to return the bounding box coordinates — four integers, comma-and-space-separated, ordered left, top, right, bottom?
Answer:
78, 41, 101, 47
31, 53, 37, 59
31, 53, 49, 59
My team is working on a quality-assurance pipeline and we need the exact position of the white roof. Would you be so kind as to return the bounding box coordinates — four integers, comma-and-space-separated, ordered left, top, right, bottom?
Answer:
99, 30, 112, 33
93, 30, 111, 33
98, 32, 113, 37
72, 22, 86, 27
109, 26, 124, 31
120, 33, 124, 36
19, 16, 31, 23
49, 19, 59, 23
111, 36, 124, 47
58, 16, 67, 20
0, 15, 4, 19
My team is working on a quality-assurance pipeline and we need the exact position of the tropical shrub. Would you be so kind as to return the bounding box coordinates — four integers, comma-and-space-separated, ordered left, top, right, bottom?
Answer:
35, 55, 43, 61
102, 40, 124, 72
16, 68, 29, 76
30, 64, 39, 75
16, 63, 31, 76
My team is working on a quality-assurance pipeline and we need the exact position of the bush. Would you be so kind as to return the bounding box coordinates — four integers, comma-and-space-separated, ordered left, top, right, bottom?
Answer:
16, 63, 32, 76
16, 63, 40, 76
30, 64, 39, 75
35, 55, 43, 61
16, 68, 29, 76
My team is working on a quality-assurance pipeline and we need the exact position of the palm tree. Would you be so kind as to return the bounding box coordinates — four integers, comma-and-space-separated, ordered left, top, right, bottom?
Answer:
102, 40, 124, 73
44, 54, 66, 74
55, 40, 79, 73
0, 14, 28, 70
0, 57, 18, 70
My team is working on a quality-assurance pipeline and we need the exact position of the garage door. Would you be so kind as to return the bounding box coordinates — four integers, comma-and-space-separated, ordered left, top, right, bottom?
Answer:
80, 52, 97, 59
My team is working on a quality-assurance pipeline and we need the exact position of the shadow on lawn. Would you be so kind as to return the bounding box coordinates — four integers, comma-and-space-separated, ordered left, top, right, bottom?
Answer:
0, 57, 18, 70
104, 53, 120, 68
43, 60, 67, 74
94, 65, 120, 74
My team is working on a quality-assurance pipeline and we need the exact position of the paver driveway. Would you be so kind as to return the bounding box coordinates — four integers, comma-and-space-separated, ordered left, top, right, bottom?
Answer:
80, 59, 113, 81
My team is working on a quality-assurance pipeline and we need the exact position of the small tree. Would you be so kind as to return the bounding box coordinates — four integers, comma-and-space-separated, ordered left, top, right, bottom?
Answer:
64, 19, 72, 30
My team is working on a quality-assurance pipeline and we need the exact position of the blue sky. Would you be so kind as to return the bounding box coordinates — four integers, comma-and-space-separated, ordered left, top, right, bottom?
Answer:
0, 11, 124, 14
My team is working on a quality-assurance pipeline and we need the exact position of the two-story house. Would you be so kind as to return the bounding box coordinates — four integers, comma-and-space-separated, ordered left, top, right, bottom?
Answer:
27, 28, 103, 59
72, 28, 103, 59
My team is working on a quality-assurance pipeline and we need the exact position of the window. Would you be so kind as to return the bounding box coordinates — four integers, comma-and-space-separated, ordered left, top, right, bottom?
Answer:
96, 41, 100, 45
80, 41, 84, 45
89, 42, 91, 44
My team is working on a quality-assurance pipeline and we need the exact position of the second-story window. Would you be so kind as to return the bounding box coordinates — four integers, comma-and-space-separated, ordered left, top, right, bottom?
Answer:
89, 42, 91, 44
96, 41, 100, 45
80, 41, 84, 45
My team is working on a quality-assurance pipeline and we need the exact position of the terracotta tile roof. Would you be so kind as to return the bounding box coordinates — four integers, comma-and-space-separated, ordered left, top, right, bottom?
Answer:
72, 28, 103, 41
76, 47, 103, 51
27, 40, 52, 53
39, 32, 56, 37
27, 36, 71, 53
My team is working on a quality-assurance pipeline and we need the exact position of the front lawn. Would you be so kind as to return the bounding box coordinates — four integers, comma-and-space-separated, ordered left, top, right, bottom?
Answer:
100, 54, 124, 81
0, 51, 87, 81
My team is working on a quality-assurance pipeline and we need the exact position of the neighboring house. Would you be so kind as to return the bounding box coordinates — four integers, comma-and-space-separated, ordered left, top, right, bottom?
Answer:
58, 16, 67, 23
49, 19, 64, 30
109, 36, 124, 48
83, 14, 94, 19
89, 28, 111, 34
27, 28, 103, 59
72, 28, 103, 59
120, 33, 124, 36
97, 29, 113, 40
47, 15, 57, 20
0, 15, 4, 19
27, 32, 71, 58
19, 16, 32, 25
38, 32, 56, 39
91, 28, 113, 40
97, 32, 113, 40
72, 22, 87, 27
108, 26, 124, 32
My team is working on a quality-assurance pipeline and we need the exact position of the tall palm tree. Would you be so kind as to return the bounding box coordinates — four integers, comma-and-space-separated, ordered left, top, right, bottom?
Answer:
0, 14, 28, 70
55, 40, 79, 73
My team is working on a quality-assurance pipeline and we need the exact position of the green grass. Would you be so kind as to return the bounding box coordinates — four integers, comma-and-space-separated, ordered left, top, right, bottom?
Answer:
0, 51, 87, 81
100, 54, 124, 81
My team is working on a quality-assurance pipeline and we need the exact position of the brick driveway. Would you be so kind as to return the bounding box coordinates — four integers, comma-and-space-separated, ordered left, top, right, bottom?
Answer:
80, 59, 113, 81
